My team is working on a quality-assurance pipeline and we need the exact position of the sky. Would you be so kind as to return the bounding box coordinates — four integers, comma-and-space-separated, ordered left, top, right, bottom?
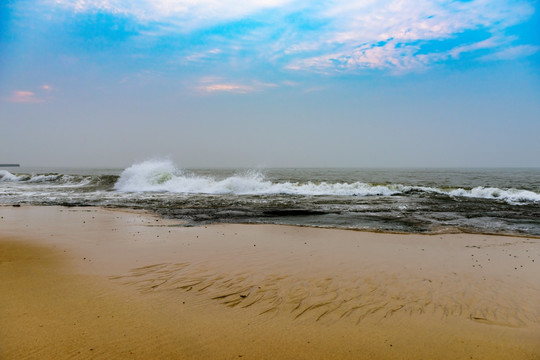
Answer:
1, 0, 539, 168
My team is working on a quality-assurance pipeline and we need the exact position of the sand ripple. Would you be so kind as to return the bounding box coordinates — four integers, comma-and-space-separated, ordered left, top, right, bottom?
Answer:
112, 262, 540, 328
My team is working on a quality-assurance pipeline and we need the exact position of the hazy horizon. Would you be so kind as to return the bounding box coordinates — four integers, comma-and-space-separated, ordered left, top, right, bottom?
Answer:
3, 163, 540, 172
1, 0, 539, 168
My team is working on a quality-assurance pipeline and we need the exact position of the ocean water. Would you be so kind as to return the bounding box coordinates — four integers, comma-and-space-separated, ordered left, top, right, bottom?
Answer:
1, 160, 539, 236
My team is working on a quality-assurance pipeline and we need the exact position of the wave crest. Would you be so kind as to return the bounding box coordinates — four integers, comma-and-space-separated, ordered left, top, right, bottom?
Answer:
113, 160, 405, 196
114, 160, 183, 192
113, 161, 540, 205
0, 170, 24, 182
0, 170, 117, 189
448, 186, 540, 204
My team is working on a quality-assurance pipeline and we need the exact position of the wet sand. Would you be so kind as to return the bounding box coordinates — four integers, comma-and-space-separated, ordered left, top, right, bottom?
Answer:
1, 206, 539, 359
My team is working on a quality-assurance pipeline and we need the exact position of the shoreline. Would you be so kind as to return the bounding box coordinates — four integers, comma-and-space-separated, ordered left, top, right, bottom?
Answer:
5, 203, 540, 239
1, 205, 539, 359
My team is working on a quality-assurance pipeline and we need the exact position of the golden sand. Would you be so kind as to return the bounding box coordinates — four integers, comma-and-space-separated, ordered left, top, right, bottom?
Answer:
1, 206, 539, 359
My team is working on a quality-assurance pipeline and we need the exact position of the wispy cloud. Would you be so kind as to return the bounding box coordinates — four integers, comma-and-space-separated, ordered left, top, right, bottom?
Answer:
197, 77, 277, 94
51, 0, 537, 74
3, 90, 44, 103
200, 83, 254, 94
480, 44, 539, 61
287, 41, 426, 74
184, 48, 222, 63
54, 0, 294, 30
284, 0, 536, 72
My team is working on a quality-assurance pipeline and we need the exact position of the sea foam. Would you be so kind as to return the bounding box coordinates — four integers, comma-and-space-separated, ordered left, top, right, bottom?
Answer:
113, 160, 404, 196
113, 160, 540, 204
448, 187, 540, 204
0, 170, 22, 182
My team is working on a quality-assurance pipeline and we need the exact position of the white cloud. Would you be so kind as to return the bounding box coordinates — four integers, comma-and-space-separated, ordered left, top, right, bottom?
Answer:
52, 0, 537, 73
288, 41, 426, 73
327, 0, 531, 43
409, 36, 507, 65
447, 37, 504, 59
184, 48, 222, 63
480, 44, 539, 61
54, 0, 294, 30
284, 0, 535, 72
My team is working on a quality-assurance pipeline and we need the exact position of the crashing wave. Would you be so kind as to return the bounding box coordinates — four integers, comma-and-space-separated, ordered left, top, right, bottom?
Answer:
113, 160, 403, 196
113, 160, 540, 204
0, 170, 23, 182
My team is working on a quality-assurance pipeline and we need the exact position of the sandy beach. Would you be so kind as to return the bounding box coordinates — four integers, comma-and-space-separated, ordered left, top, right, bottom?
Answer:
1, 205, 539, 359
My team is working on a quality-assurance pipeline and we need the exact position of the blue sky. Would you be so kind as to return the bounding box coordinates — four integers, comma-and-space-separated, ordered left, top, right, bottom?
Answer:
1, 0, 539, 167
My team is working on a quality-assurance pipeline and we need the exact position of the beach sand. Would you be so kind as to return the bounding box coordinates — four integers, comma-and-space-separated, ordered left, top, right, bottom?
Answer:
1, 206, 539, 359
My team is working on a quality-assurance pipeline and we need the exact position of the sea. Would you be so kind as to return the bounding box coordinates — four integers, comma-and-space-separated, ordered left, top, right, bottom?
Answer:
1, 160, 539, 236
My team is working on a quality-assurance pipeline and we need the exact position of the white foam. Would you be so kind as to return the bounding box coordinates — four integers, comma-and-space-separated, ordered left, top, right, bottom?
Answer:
0, 170, 22, 182
114, 159, 183, 192
447, 186, 540, 204
114, 160, 407, 196
113, 160, 540, 203
26, 174, 62, 183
